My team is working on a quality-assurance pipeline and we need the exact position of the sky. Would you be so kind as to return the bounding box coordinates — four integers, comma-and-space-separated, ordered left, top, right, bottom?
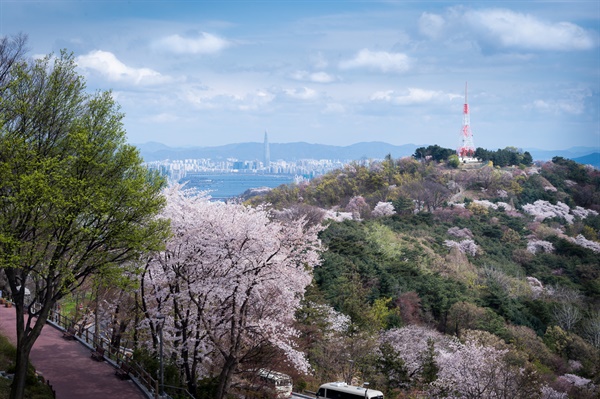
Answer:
2, 0, 599, 151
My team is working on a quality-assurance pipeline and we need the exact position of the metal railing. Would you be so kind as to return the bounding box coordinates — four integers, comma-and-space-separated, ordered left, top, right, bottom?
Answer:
34, 304, 168, 399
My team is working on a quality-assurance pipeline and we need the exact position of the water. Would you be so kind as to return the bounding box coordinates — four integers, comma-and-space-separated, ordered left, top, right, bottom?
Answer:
180, 173, 296, 200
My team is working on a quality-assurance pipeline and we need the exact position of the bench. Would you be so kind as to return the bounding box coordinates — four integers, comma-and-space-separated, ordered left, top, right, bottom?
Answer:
91, 346, 105, 361
62, 326, 77, 340
115, 362, 132, 380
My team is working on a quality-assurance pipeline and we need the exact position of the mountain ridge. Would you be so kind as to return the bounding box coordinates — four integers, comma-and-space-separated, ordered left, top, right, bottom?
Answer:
134, 141, 598, 164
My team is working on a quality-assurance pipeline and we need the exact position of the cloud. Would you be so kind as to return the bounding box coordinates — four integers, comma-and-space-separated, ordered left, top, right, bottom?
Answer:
339, 49, 411, 73
146, 113, 179, 123
154, 32, 231, 54
528, 99, 584, 115
77, 50, 171, 85
290, 70, 336, 83
465, 9, 596, 51
370, 88, 460, 105
184, 87, 276, 111
526, 87, 592, 115
283, 87, 319, 100
419, 12, 445, 39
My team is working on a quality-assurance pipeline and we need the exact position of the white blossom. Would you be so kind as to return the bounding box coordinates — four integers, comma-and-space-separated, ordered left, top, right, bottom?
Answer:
540, 385, 568, 399
526, 276, 545, 299
444, 239, 479, 256
559, 373, 593, 388
568, 234, 600, 253
522, 200, 574, 223
372, 201, 396, 217
323, 209, 354, 222
474, 199, 513, 211
141, 184, 323, 389
447, 226, 473, 239
572, 206, 599, 219
527, 239, 555, 254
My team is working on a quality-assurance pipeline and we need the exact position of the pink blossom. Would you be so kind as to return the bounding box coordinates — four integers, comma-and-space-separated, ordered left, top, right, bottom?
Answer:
141, 184, 323, 387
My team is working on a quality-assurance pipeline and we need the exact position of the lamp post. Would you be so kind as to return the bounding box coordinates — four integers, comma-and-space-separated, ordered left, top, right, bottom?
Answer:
156, 314, 165, 398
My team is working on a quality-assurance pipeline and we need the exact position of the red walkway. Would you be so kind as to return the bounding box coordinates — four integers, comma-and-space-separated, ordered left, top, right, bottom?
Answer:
0, 304, 148, 399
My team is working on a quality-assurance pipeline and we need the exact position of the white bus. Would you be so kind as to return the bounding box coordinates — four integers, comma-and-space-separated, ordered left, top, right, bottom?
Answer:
256, 369, 293, 398
316, 382, 384, 399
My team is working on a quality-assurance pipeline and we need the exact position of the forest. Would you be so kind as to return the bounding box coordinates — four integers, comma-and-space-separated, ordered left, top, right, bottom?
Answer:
243, 151, 600, 399
1, 34, 599, 399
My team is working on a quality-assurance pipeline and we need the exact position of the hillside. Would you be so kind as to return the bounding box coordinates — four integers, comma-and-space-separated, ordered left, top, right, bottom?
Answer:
248, 154, 600, 398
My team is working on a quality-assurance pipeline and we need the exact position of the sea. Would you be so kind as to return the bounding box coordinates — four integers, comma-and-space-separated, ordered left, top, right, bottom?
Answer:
179, 173, 297, 200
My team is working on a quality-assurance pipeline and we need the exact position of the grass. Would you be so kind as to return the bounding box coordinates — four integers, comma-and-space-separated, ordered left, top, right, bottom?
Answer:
0, 334, 55, 399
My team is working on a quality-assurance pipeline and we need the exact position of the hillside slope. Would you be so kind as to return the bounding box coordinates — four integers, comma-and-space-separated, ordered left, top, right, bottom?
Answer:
251, 155, 600, 398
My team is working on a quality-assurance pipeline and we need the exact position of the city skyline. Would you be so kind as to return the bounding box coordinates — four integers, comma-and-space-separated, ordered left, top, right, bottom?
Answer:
3, 1, 599, 151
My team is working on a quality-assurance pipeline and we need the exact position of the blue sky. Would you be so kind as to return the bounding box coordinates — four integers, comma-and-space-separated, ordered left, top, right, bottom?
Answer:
3, 0, 599, 151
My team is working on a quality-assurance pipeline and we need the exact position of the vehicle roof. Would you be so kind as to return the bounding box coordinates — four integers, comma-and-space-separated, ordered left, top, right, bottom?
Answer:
257, 369, 292, 380
319, 382, 384, 397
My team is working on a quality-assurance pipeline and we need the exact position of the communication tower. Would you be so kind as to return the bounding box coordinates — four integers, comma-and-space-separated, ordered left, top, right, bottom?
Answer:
457, 82, 476, 159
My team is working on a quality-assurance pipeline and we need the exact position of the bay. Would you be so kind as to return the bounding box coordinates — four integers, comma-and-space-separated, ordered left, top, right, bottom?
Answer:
180, 173, 296, 200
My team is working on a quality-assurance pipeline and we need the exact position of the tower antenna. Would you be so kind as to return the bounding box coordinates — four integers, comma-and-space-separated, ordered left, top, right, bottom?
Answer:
457, 82, 476, 159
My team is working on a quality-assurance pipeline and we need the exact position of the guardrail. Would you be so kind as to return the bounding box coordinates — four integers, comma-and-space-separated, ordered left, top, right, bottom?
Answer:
32, 304, 189, 399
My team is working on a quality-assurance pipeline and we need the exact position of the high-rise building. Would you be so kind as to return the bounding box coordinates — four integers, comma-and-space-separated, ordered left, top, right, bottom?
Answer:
264, 130, 271, 169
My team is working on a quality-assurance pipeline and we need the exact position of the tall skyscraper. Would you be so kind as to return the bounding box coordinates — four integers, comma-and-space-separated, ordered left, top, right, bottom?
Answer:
264, 130, 270, 170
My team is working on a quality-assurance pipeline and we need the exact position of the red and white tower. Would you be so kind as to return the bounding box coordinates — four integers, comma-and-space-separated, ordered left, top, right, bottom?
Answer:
457, 82, 476, 158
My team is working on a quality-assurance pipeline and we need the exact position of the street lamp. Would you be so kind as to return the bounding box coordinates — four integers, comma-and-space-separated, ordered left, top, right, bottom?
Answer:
156, 314, 165, 398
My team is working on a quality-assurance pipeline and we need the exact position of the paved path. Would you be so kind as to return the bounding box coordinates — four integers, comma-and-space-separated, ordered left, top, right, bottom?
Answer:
0, 304, 147, 399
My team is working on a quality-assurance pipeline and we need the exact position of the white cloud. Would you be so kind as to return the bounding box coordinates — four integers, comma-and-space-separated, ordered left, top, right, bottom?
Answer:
146, 113, 179, 123
371, 88, 459, 105
528, 99, 584, 115
283, 87, 319, 100
76, 50, 171, 85
339, 49, 410, 73
419, 12, 445, 39
527, 88, 591, 115
183, 87, 276, 111
290, 70, 336, 83
154, 32, 231, 54
465, 9, 596, 51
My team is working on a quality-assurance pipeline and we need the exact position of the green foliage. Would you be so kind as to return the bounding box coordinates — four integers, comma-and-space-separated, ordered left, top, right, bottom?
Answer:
0, 49, 170, 399
420, 339, 439, 384
474, 147, 533, 167
413, 145, 455, 162
376, 342, 408, 392
447, 154, 460, 168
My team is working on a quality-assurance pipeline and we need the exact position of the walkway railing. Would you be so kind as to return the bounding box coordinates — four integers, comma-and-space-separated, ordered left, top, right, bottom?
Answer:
31, 304, 178, 399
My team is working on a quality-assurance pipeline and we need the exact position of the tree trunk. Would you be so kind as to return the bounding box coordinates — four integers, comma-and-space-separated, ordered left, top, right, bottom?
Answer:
215, 356, 238, 399
9, 296, 52, 399
10, 344, 32, 399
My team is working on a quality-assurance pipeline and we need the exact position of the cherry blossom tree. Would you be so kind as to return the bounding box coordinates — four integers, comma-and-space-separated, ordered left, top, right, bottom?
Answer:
141, 185, 323, 398
444, 239, 479, 256
372, 202, 396, 217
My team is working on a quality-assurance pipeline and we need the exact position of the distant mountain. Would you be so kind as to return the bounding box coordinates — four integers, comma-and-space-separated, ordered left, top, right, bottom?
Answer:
135, 141, 599, 164
571, 152, 600, 169
135, 141, 422, 162
524, 146, 598, 162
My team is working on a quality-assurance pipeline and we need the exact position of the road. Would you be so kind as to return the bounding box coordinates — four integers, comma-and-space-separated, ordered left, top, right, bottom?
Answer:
0, 304, 147, 399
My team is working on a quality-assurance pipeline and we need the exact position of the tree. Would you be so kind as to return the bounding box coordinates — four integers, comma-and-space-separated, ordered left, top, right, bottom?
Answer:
141, 185, 323, 399
0, 50, 168, 399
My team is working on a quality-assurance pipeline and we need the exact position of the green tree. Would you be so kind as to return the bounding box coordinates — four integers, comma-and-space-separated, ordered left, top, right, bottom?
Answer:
0, 50, 168, 399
